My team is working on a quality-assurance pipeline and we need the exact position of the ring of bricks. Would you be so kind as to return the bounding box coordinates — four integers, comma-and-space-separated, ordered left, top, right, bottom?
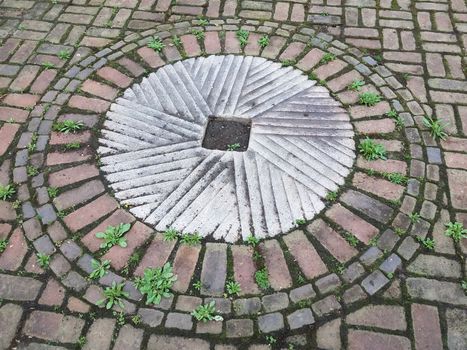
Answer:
12, 19, 439, 339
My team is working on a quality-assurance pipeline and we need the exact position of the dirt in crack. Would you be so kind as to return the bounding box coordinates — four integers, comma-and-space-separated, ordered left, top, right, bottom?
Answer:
202, 116, 251, 152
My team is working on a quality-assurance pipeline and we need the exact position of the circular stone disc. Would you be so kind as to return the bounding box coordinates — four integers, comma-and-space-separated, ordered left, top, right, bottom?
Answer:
98, 55, 355, 242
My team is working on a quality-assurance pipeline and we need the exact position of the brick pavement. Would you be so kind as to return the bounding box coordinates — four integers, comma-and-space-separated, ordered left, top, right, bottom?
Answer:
0, 0, 466, 349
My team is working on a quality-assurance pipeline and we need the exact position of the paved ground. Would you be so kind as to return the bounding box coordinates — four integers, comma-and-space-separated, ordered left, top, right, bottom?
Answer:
0, 0, 466, 349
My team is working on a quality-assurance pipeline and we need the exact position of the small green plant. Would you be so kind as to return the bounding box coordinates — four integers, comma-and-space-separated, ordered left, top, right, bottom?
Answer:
320, 53, 336, 64
27, 133, 38, 152
180, 232, 201, 246
236, 29, 249, 47
253, 251, 262, 261
96, 223, 131, 249
461, 280, 467, 293
417, 236, 435, 250
197, 17, 209, 26
37, 253, 50, 268
423, 116, 448, 140
368, 237, 378, 247
394, 228, 406, 236
266, 335, 277, 345
97, 282, 129, 309
384, 172, 408, 185
27, 166, 39, 177
227, 143, 241, 151
358, 138, 387, 160
348, 79, 364, 91
42, 62, 55, 70
89, 259, 111, 279
326, 191, 338, 201
193, 280, 202, 291
191, 301, 223, 322
113, 311, 126, 326
387, 109, 404, 129
64, 142, 81, 150
295, 218, 306, 226
444, 222, 467, 242
47, 187, 59, 199
135, 263, 177, 305
258, 35, 269, 48
0, 239, 8, 253
359, 92, 381, 106
58, 50, 71, 60
344, 232, 359, 247
77, 335, 86, 348
308, 72, 318, 80
409, 212, 420, 224
53, 120, 84, 133
172, 35, 182, 47
163, 227, 179, 241
225, 280, 241, 296
191, 29, 205, 40
255, 268, 270, 290
245, 234, 259, 247
0, 184, 15, 201
386, 272, 394, 279
131, 314, 142, 325
148, 36, 165, 52
281, 59, 296, 67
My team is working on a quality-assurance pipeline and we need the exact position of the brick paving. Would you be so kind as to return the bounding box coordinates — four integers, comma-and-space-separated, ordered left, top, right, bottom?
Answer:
0, 0, 466, 349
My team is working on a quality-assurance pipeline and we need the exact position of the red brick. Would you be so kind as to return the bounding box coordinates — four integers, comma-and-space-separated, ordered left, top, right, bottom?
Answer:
97, 67, 132, 88
135, 233, 176, 276
102, 222, 152, 270
445, 152, 467, 170
117, 57, 145, 77
68, 95, 110, 113
244, 32, 261, 56
279, 42, 306, 61
64, 194, 118, 232
46, 149, 92, 166
352, 172, 404, 201
204, 31, 221, 54
326, 204, 379, 244
284, 230, 330, 279
181, 34, 202, 57
137, 47, 165, 68
49, 163, 99, 187
0, 123, 20, 157
0, 228, 27, 271
81, 79, 118, 100
411, 304, 443, 350
260, 239, 293, 289
291, 4, 305, 22
274, 2, 290, 21
0, 107, 29, 123
67, 297, 90, 313
0, 201, 16, 221
354, 118, 396, 134
327, 70, 363, 92
49, 130, 91, 146
0, 223, 11, 239
261, 36, 287, 59
54, 179, 105, 211
350, 101, 391, 119
348, 330, 410, 350
30, 69, 57, 94
447, 169, 467, 210
81, 209, 135, 252
347, 305, 406, 330
357, 158, 407, 174
10, 65, 40, 91
308, 219, 358, 263
231, 245, 260, 295
23, 311, 85, 343
39, 279, 65, 306
3, 93, 39, 108
314, 59, 347, 81
172, 244, 201, 293
296, 48, 325, 71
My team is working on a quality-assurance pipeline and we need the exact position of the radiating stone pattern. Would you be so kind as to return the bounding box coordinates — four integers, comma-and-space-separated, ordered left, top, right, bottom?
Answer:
98, 55, 355, 242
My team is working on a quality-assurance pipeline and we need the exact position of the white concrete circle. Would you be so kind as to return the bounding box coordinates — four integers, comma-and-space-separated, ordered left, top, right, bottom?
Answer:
98, 55, 355, 242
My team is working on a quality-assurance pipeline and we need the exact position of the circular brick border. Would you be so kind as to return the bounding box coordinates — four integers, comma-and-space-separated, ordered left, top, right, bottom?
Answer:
12, 18, 439, 340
